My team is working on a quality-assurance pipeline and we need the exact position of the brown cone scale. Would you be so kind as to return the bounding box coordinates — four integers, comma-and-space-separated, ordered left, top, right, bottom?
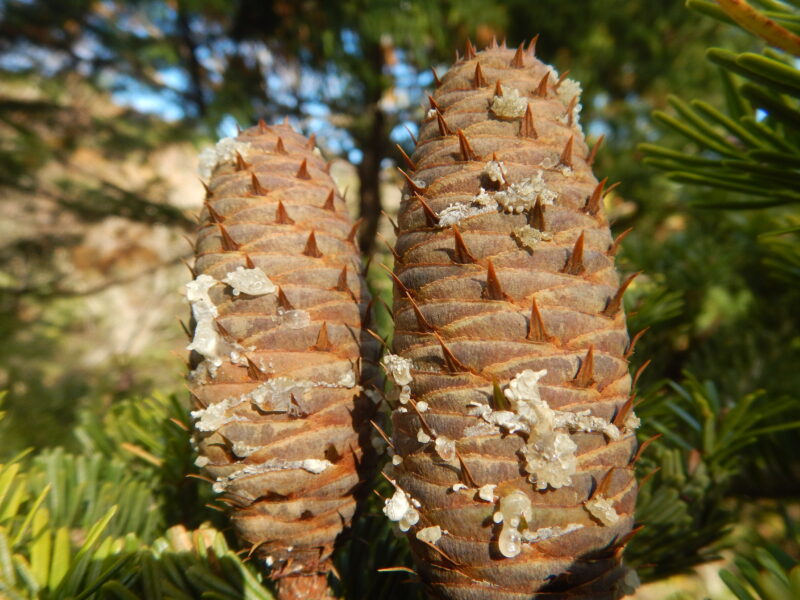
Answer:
386, 45, 638, 599
188, 124, 379, 598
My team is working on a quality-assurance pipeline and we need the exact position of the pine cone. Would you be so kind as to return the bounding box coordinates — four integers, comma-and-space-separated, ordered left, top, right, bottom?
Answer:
384, 41, 640, 599
187, 122, 379, 599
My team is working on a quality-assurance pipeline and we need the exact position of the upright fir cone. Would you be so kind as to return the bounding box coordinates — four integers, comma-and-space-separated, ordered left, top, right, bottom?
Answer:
383, 40, 641, 599
187, 122, 379, 600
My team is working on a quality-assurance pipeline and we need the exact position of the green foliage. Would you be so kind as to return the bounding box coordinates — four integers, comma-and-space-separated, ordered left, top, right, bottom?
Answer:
628, 373, 800, 579
0, 399, 278, 600
26, 450, 161, 542
721, 548, 800, 600
628, 2, 800, 588
0, 445, 139, 599
759, 215, 800, 284
74, 394, 212, 529
642, 1, 800, 210
719, 506, 800, 600
124, 524, 276, 600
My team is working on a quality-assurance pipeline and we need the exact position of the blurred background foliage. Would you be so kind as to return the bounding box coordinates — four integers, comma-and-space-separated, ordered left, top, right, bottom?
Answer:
0, 0, 798, 598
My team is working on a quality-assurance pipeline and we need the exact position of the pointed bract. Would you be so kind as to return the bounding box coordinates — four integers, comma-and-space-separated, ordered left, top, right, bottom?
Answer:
612, 395, 636, 428
431, 67, 442, 88
397, 144, 417, 170
322, 189, 336, 212
435, 332, 471, 373
565, 95, 579, 126
473, 63, 487, 88
562, 231, 586, 275
218, 224, 239, 251
624, 327, 649, 359
398, 168, 426, 194
277, 286, 293, 310
574, 346, 595, 387
313, 322, 332, 351
452, 226, 478, 264
603, 271, 640, 317
527, 297, 551, 342
347, 218, 363, 244
205, 201, 224, 223
534, 71, 550, 97
404, 125, 418, 145
559, 135, 574, 168
529, 199, 546, 231
383, 264, 412, 298
407, 294, 434, 332
526, 35, 539, 55
251, 173, 269, 196
511, 43, 525, 68
484, 260, 510, 301
336, 265, 349, 292
235, 151, 250, 171
381, 210, 399, 236
416, 194, 439, 228
246, 356, 270, 381
457, 129, 479, 162
464, 39, 476, 60
296, 159, 311, 179
520, 104, 538, 138
585, 177, 608, 215
303, 231, 323, 258
182, 258, 196, 278
275, 200, 294, 225
378, 232, 402, 264
555, 69, 571, 89
437, 111, 452, 137
608, 227, 633, 256
586, 134, 605, 166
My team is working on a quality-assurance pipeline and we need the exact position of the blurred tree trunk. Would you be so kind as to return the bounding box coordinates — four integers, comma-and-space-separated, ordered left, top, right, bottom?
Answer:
356, 44, 386, 256
177, 0, 207, 117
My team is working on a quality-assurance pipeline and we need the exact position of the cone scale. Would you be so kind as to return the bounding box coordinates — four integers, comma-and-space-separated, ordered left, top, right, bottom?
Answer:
187, 124, 378, 599
385, 44, 639, 599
